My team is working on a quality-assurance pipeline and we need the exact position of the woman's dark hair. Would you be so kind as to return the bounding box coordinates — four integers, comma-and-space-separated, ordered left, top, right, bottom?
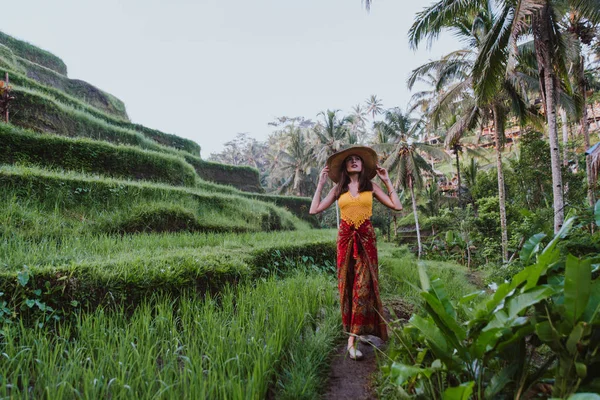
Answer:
334, 156, 373, 199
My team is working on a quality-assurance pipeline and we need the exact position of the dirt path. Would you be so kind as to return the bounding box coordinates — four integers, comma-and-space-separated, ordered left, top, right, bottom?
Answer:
322, 299, 413, 399
322, 340, 380, 400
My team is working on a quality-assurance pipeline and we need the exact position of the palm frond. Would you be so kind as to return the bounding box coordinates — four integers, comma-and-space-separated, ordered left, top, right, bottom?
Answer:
472, 4, 512, 103
443, 105, 481, 148
571, 0, 600, 24
430, 78, 474, 127
408, 0, 485, 49
414, 143, 452, 160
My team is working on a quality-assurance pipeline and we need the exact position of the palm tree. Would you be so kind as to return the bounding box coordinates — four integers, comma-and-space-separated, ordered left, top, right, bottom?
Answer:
473, 0, 599, 232
313, 109, 351, 163
365, 95, 384, 119
273, 126, 316, 196
376, 108, 449, 258
408, 6, 538, 261
349, 104, 369, 144
408, 0, 600, 234
564, 11, 597, 208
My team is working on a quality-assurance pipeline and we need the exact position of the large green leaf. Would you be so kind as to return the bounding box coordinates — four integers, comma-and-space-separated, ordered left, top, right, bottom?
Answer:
484, 309, 509, 331
524, 261, 552, 291
484, 363, 519, 398
473, 327, 506, 358
581, 279, 600, 323
507, 285, 556, 319
520, 232, 546, 265
495, 325, 534, 354
422, 292, 466, 341
410, 314, 451, 356
564, 255, 592, 324
443, 381, 474, 400
595, 200, 600, 227
430, 278, 457, 319
390, 362, 432, 386
539, 217, 576, 265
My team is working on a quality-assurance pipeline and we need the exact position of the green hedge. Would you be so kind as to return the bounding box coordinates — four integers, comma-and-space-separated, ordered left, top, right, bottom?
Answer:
0, 65, 201, 154
253, 193, 318, 227
0, 237, 336, 313
184, 155, 263, 192
0, 31, 67, 75
0, 124, 198, 187
16, 57, 128, 120
7, 84, 201, 155
0, 123, 197, 186
0, 165, 307, 237
10, 87, 174, 151
0, 63, 127, 120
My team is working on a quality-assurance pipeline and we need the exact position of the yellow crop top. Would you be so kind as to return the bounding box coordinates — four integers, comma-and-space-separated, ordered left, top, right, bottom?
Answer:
338, 191, 373, 228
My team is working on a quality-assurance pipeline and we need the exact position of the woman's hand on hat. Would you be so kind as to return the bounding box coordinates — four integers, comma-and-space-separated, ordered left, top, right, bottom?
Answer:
318, 166, 329, 187
376, 165, 391, 183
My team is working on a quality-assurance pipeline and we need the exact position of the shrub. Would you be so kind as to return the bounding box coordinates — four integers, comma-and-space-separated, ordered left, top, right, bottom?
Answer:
184, 155, 262, 192
379, 209, 600, 398
0, 31, 67, 75
0, 166, 307, 238
0, 238, 337, 315
0, 124, 198, 186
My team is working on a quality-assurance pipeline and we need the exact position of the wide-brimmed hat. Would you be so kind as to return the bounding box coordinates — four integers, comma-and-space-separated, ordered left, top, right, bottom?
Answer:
326, 146, 378, 183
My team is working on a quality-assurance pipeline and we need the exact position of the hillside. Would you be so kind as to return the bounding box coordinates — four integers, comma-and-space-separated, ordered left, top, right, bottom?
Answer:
0, 31, 326, 304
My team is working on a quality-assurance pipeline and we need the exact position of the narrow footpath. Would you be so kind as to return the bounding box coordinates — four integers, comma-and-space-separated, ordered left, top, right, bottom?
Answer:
323, 299, 413, 399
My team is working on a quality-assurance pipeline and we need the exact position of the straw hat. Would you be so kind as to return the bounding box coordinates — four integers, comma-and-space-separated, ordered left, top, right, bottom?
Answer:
326, 146, 378, 183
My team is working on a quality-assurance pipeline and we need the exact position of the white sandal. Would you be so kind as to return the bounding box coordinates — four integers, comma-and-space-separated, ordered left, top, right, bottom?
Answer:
347, 345, 363, 360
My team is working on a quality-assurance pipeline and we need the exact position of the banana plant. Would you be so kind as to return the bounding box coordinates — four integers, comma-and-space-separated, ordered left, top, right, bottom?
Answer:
384, 202, 600, 398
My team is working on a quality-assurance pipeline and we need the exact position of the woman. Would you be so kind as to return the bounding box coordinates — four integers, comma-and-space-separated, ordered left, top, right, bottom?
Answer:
309, 146, 402, 360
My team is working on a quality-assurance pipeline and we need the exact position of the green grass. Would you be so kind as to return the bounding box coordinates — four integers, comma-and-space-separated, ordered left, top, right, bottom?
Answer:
378, 242, 479, 307
0, 123, 199, 187
0, 165, 309, 237
1, 227, 336, 272
1, 70, 202, 154
274, 304, 341, 399
0, 274, 338, 399
11, 87, 182, 153
0, 30, 67, 75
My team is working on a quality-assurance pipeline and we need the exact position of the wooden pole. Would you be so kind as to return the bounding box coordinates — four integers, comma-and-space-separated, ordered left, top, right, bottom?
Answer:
4, 72, 8, 123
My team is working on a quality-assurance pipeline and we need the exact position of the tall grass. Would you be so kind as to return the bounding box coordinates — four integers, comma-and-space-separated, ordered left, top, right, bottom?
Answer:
0, 166, 308, 239
1, 227, 336, 271
378, 242, 479, 306
0, 124, 198, 187
0, 30, 67, 75
0, 274, 338, 399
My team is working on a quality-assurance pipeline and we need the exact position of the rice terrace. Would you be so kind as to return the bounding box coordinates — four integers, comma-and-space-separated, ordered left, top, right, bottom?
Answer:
1, 0, 600, 399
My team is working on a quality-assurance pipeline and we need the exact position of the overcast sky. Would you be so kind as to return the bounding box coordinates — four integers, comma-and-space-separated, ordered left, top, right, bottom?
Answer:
3, 0, 461, 156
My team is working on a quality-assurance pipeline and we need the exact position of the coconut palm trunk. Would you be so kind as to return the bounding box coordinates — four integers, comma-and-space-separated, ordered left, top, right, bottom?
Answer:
533, 6, 565, 233
561, 108, 569, 167
492, 105, 509, 263
579, 58, 595, 209
409, 176, 422, 258
455, 148, 462, 206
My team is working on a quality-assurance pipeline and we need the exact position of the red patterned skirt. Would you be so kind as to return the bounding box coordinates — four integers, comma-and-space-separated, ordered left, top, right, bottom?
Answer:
336, 219, 387, 341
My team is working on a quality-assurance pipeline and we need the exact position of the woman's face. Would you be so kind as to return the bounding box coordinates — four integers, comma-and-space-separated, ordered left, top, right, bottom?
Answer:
345, 155, 363, 174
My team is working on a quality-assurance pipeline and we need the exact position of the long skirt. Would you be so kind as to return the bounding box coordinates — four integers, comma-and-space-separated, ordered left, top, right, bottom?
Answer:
336, 219, 387, 341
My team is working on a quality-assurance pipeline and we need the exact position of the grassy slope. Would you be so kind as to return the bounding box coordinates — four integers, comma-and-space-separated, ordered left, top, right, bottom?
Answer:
0, 31, 67, 75
0, 165, 309, 238
0, 274, 338, 399
0, 124, 199, 187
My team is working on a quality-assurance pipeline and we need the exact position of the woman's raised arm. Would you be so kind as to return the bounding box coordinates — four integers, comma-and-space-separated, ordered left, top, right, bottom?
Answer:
372, 165, 402, 211
309, 166, 336, 214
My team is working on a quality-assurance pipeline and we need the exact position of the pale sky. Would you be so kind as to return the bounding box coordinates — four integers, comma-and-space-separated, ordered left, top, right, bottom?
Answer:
3, 0, 460, 156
